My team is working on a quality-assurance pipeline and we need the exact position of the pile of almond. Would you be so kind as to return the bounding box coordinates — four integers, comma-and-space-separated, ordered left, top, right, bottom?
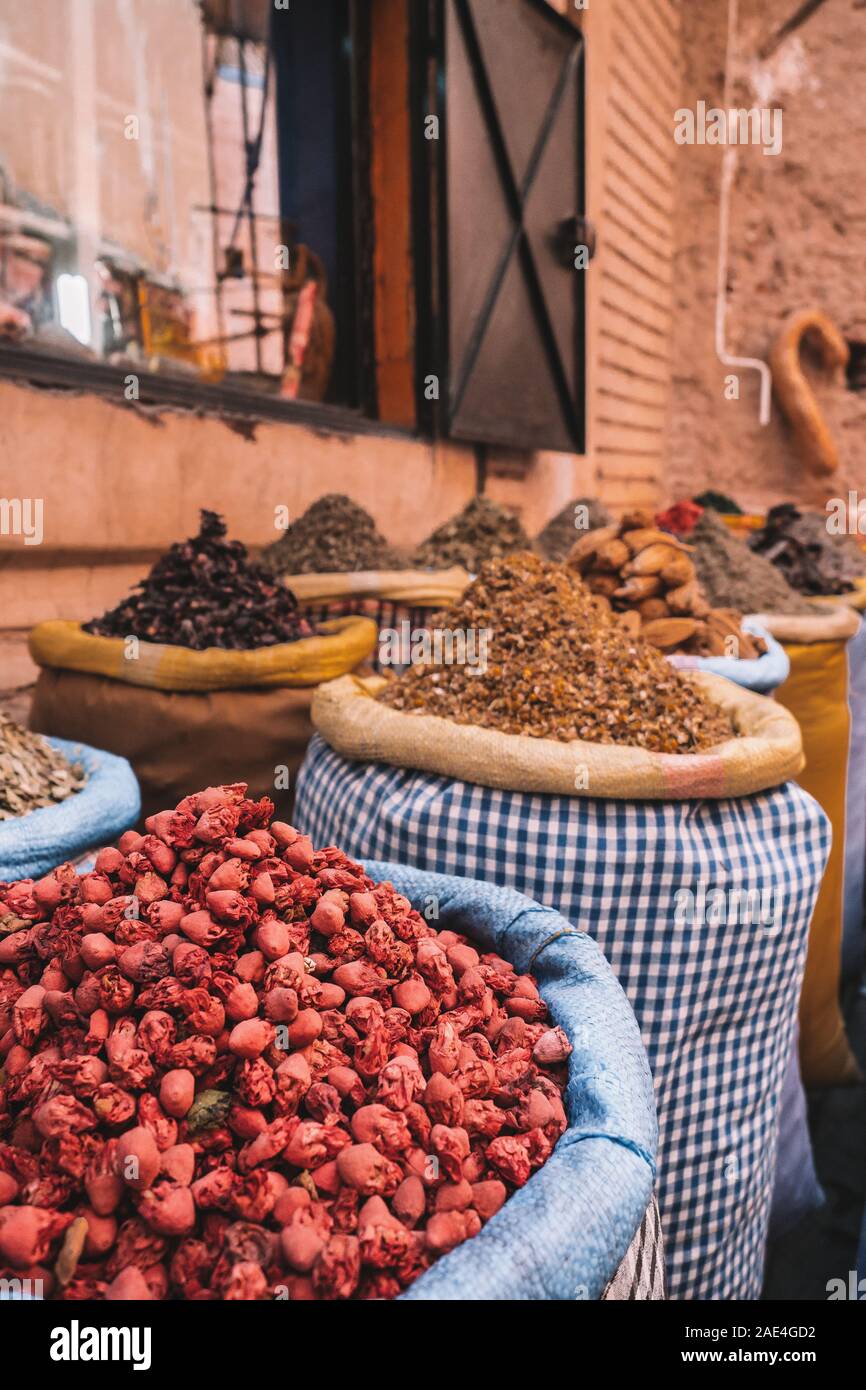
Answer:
566, 510, 767, 660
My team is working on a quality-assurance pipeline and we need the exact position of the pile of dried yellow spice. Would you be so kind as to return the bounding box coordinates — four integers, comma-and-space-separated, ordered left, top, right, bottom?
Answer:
378, 553, 735, 753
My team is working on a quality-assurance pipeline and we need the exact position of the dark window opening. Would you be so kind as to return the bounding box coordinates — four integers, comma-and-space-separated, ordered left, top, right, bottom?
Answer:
845, 339, 866, 392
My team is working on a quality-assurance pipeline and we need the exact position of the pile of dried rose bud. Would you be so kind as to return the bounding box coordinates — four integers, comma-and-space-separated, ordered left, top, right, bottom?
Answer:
0, 785, 572, 1300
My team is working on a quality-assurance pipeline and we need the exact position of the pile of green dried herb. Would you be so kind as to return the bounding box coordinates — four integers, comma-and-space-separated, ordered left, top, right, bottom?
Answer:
261, 494, 404, 574
691, 510, 813, 614
85, 511, 312, 650
412, 496, 530, 572
535, 496, 612, 561
749, 504, 866, 596
0, 713, 85, 820
378, 552, 734, 752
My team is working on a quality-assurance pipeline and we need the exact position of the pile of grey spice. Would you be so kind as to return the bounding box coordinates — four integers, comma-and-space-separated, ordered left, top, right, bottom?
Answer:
412, 496, 530, 572
690, 510, 814, 615
0, 713, 86, 820
378, 552, 734, 753
535, 496, 612, 561
261, 494, 404, 574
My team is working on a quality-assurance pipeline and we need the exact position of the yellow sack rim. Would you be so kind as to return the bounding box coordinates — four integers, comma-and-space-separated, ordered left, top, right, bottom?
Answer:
281, 567, 472, 607
28, 616, 378, 692
312, 671, 804, 801
807, 576, 866, 613
751, 604, 861, 644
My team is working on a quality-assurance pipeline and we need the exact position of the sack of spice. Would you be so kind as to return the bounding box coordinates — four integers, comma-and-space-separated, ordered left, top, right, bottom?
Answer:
260, 495, 471, 673
566, 509, 769, 660
295, 550, 828, 1298
28, 511, 377, 692
0, 792, 658, 1301
26, 513, 377, 822
312, 553, 803, 799
0, 727, 139, 881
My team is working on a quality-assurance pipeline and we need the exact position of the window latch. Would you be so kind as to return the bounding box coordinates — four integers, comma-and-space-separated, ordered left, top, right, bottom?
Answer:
553, 215, 597, 268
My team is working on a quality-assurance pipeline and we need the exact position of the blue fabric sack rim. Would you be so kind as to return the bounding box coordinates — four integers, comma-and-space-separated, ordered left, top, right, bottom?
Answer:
363, 859, 658, 1300
0, 736, 141, 882
667, 620, 789, 694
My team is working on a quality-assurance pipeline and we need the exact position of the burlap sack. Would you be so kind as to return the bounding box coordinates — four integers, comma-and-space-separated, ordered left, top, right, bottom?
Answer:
751, 604, 860, 644
29, 669, 316, 822
311, 672, 804, 800
284, 567, 471, 607
28, 615, 377, 692
772, 619, 866, 1086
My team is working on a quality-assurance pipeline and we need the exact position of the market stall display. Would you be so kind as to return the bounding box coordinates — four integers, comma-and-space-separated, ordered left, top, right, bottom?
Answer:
25, 514, 377, 820
0, 737, 140, 883
0, 789, 658, 1301
565, 515, 768, 658
297, 557, 825, 1297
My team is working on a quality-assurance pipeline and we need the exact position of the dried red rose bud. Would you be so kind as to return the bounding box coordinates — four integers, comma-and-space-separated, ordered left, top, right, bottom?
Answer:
116, 1126, 160, 1192
253, 920, 290, 961
228, 1019, 275, 1059
335, 1143, 401, 1196
13, 984, 46, 1047
281, 1220, 325, 1273
105, 1264, 153, 1300
287, 1010, 322, 1050
159, 1069, 195, 1119
148, 900, 185, 934
79, 933, 117, 971
159, 1144, 195, 1186
425, 1210, 472, 1254
532, 1026, 573, 1066
392, 1174, 426, 1228
270, 821, 298, 848
332, 962, 389, 997
393, 978, 431, 1015
435, 1179, 474, 1212
79, 873, 116, 906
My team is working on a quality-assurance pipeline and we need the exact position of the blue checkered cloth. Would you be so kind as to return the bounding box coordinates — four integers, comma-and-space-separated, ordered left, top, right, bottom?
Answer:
296, 735, 830, 1300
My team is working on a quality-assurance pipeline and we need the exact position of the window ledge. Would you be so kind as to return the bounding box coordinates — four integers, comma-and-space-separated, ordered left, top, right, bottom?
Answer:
0, 344, 415, 441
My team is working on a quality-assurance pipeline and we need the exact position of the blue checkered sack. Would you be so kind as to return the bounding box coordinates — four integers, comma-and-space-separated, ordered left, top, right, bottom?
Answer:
355, 863, 658, 1300
295, 735, 829, 1299
0, 738, 141, 883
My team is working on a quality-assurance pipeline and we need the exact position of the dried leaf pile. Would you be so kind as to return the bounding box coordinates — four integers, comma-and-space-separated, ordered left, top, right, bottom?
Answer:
0, 715, 85, 821
412, 497, 530, 573
750, 504, 866, 596
85, 511, 312, 651
378, 552, 734, 752
260, 494, 404, 576
567, 509, 769, 659
535, 497, 612, 562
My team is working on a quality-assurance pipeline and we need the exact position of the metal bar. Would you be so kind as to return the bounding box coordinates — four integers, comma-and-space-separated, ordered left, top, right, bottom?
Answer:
201, 31, 227, 357
237, 39, 263, 373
